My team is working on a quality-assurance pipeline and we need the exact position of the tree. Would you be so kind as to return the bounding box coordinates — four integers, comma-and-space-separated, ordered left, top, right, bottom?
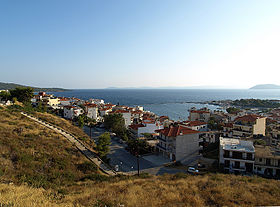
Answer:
77, 115, 85, 128
96, 132, 111, 159
226, 107, 241, 114
0, 90, 11, 101
104, 113, 128, 140
9, 87, 34, 104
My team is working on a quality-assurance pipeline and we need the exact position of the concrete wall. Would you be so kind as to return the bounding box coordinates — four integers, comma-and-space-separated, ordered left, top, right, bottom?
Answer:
253, 117, 266, 136
175, 133, 200, 163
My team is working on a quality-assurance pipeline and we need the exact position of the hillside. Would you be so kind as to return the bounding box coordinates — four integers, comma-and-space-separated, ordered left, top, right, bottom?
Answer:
0, 106, 100, 189
0, 82, 70, 92
250, 84, 280, 89
0, 106, 280, 206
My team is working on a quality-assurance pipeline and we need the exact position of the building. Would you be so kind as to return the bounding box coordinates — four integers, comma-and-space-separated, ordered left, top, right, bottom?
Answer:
182, 121, 208, 132
254, 145, 280, 178
89, 99, 104, 105
63, 106, 84, 119
222, 123, 233, 138
156, 125, 201, 164
219, 137, 255, 174
110, 110, 132, 127
189, 108, 210, 122
59, 98, 71, 106
85, 104, 99, 120
138, 120, 163, 137
233, 114, 266, 138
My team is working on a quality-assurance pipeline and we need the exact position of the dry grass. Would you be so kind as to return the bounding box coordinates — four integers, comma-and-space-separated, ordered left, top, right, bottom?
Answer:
32, 111, 96, 151
0, 174, 280, 207
0, 108, 100, 189
1, 107, 280, 207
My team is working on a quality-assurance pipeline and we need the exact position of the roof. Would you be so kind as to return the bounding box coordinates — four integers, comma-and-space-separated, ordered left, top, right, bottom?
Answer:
84, 103, 98, 108
220, 137, 254, 152
234, 114, 265, 122
190, 110, 210, 114
255, 145, 280, 159
129, 124, 145, 130
157, 125, 200, 137
184, 121, 207, 127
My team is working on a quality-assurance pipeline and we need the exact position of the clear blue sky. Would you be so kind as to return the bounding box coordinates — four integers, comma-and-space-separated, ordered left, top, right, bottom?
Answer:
1, 0, 280, 89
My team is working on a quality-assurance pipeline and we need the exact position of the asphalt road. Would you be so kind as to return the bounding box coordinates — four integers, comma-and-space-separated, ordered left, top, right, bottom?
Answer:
83, 126, 186, 175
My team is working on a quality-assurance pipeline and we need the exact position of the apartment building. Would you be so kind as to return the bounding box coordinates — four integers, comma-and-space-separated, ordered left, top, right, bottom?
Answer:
254, 145, 280, 178
232, 114, 266, 138
156, 125, 200, 164
189, 108, 210, 122
219, 137, 255, 174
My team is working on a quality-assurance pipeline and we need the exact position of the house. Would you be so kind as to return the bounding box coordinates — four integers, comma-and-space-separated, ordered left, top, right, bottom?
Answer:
222, 123, 233, 138
254, 145, 280, 178
99, 107, 112, 117
85, 104, 99, 121
59, 98, 71, 106
63, 106, 84, 119
89, 99, 104, 105
138, 120, 163, 137
156, 125, 201, 164
182, 121, 208, 131
189, 108, 210, 122
110, 110, 132, 127
219, 137, 255, 174
233, 114, 266, 138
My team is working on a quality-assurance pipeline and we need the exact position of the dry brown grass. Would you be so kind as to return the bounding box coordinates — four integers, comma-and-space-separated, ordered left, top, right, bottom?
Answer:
0, 174, 280, 207
32, 112, 96, 151
0, 108, 100, 189
1, 107, 280, 207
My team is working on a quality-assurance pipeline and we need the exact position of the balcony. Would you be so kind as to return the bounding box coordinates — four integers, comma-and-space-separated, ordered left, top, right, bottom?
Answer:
157, 144, 167, 151
223, 155, 254, 161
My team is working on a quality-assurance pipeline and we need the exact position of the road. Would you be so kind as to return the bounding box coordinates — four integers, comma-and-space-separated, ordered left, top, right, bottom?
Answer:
84, 126, 186, 175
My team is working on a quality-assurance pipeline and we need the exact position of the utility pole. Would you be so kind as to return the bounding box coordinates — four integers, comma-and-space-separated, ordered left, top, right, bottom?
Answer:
137, 154, 140, 176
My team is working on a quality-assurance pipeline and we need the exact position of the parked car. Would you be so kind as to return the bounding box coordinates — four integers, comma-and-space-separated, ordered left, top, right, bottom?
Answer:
188, 167, 199, 174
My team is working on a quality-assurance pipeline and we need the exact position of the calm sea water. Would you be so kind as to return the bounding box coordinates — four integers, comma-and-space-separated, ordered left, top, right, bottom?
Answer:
53, 89, 280, 121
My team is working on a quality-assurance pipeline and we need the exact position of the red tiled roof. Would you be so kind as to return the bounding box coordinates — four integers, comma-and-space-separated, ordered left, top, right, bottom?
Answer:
235, 114, 264, 122
129, 124, 145, 130
184, 121, 207, 127
157, 125, 200, 137
190, 110, 210, 114
84, 103, 98, 108
223, 123, 233, 128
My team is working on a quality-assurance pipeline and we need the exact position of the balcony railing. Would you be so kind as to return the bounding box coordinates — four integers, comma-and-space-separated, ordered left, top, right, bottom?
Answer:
157, 144, 167, 150
224, 155, 254, 161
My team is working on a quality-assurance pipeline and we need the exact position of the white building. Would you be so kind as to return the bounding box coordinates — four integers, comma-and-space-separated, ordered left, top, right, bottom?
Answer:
85, 104, 99, 121
182, 121, 208, 132
138, 120, 163, 137
219, 137, 255, 174
89, 99, 104, 105
63, 106, 84, 119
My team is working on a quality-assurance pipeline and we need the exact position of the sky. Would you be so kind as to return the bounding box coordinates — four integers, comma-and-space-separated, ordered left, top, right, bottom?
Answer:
0, 0, 280, 89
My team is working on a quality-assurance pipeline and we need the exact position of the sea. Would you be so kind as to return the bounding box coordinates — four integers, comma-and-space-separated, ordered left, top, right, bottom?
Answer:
53, 89, 280, 121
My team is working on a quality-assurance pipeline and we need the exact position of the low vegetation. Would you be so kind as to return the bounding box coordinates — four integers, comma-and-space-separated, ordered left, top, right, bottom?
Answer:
233, 99, 280, 108
1, 173, 280, 207
0, 107, 100, 189
1, 106, 280, 206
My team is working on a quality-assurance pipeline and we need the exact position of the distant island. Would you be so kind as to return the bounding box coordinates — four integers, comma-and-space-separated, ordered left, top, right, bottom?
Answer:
0, 82, 70, 92
250, 84, 280, 89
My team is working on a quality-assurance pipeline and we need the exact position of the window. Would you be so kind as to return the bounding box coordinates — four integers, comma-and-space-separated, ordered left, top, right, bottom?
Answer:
266, 158, 271, 166
259, 158, 262, 162
257, 167, 261, 171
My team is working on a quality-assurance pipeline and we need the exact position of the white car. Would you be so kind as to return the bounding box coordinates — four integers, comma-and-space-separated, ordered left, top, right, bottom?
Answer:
188, 167, 199, 174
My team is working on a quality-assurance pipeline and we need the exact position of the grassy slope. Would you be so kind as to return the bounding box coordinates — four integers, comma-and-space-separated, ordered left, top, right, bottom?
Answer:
32, 111, 96, 152
0, 107, 99, 189
0, 107, 280, 207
